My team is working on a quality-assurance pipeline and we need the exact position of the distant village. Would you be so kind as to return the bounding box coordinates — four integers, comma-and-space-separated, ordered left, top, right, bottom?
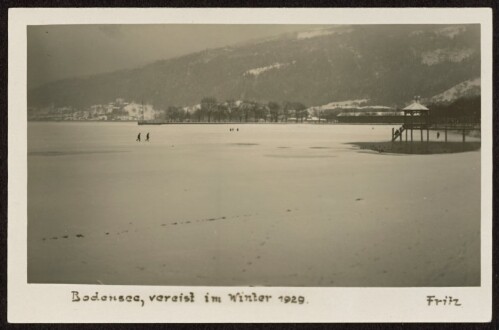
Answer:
28, 98, 157, 122
27, 95, 480, 125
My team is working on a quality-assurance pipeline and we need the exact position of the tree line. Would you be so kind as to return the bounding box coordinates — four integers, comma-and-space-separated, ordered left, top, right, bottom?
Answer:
428, 96, 480, 124
156, 97, 351, 123
157, 98, 312, 123
155, 95, 481, 124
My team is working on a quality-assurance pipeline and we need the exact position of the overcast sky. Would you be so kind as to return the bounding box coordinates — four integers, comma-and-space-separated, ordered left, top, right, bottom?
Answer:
27, 24, 324, 89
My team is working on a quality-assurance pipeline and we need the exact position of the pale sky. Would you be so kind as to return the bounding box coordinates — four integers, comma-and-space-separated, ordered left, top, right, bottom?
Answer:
27, 24, 325, 89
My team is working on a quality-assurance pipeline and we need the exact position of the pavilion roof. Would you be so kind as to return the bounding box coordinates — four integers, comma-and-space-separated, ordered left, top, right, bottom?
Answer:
403, 102, 429, 111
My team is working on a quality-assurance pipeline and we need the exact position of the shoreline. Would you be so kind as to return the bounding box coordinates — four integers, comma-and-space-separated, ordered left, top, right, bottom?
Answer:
350, 141, 481, 155
29, 120, 402, 125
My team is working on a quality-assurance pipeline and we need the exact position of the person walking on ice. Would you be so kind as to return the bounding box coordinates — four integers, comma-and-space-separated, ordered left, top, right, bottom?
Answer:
136, 132, 141, 142
146, 132, 150, 142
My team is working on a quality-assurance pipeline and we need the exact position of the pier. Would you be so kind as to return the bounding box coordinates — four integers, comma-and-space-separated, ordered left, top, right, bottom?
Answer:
392, 123, 481, 143
391, 97, 480, 143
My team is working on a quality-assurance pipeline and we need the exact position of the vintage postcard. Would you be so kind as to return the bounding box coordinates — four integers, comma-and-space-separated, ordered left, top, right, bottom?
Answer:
8, 8, 492, 322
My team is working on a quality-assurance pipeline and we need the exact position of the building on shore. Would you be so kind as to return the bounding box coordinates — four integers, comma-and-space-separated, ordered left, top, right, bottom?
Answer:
336, 107, 404, 124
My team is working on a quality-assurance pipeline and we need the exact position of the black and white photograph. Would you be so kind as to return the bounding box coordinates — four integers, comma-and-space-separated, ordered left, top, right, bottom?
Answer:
8, 8, 493, 323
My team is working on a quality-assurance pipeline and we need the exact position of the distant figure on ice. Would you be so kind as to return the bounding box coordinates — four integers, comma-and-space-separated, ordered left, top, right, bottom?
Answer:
437, 132, 440, 139
237, 128, 239, 132
146, 132, 150, 142
136, 133, 141, 142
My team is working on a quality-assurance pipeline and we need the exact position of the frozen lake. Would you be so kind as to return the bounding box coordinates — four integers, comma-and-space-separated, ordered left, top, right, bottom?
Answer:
28, 122, 481, 286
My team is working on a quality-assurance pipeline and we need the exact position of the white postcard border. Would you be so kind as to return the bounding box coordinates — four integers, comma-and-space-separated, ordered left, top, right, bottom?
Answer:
8, 8, 493, 323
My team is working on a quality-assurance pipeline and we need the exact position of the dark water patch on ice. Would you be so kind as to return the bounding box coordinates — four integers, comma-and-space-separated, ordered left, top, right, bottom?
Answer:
29, 150, 129, 157
309, 146, 331, 149
229, 143, 259, 146
348, 141, 481, 155
265, 154, 337, 159
277, 146, 290, 149
162, 214, 252, 228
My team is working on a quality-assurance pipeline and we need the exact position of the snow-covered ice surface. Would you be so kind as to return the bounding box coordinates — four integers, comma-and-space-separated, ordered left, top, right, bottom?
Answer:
28, 122, 480, 286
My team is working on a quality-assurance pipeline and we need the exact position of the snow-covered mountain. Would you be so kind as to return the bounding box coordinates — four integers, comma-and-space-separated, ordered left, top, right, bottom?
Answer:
28, 24, 480, 110
428, 78, 480, 104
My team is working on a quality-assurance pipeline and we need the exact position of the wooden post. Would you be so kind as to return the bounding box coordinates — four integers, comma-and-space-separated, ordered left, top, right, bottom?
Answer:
400, 130, 402, 142
420, 111, 423, 142
462, 129, 466, 143
410, 112, 413, 142
403, 112, 407, 143
445, 128, 447, 142
427, 112, 430, 143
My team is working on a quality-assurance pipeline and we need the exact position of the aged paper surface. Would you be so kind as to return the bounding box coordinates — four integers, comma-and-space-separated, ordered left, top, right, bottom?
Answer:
8, 8, 492, 322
